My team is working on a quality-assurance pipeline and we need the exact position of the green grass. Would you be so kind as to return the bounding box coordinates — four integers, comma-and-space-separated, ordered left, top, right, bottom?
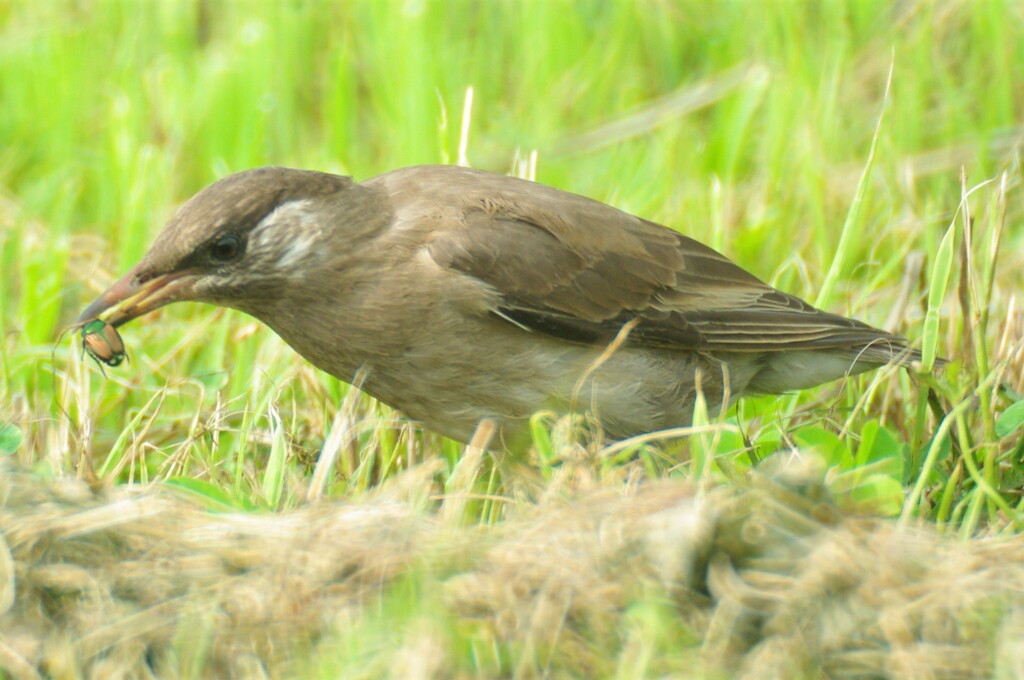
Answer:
2, 0, 1024, 673
3, 0, 1021, 522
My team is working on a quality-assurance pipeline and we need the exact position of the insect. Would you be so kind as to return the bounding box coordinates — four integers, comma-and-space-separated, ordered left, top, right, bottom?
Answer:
80, 319, 127, 368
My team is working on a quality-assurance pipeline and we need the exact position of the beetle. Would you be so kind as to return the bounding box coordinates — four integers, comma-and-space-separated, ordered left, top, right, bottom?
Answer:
80, 319, 127, 368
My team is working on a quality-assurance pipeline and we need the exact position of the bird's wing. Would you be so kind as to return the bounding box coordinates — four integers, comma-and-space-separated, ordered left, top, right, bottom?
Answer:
427, 192, 902, 354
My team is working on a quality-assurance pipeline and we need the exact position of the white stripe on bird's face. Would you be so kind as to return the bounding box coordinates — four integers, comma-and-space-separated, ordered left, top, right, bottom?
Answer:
250, 198, 324, 273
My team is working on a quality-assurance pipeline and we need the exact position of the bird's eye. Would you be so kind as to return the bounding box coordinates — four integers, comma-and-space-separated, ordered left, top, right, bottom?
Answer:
209, 234, 243, 262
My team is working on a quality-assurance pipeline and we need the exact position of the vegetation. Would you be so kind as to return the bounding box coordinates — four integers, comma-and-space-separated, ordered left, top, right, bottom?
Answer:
1, 0, 1023, 674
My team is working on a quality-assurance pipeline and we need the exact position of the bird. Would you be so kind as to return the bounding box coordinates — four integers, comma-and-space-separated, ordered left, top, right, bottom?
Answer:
78, 165, 925, 446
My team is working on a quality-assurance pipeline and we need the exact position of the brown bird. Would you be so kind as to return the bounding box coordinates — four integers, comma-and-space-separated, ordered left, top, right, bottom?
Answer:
78, 165, 922, 445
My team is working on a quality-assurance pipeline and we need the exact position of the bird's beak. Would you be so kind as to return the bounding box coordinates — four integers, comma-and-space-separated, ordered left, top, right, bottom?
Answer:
77, 263, 198, 327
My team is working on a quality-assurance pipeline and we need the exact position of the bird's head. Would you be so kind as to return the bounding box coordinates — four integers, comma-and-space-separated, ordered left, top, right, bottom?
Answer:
77, 166, 360, 328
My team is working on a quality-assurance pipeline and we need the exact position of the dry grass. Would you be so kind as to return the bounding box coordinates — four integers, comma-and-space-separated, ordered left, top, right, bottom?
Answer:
1, 459, 1022, 679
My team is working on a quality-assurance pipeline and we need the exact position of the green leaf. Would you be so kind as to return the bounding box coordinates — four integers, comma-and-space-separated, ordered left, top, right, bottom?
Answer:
849, 475, 905, 516
0, 423, 21, 455
855, 420, 903, 478
163, 477, 255, 512
923, 217, 956, 369
529, 411, 556, 467
711, 428, 746, 457
995, 400, 1024, 438
793, 426, 847, 467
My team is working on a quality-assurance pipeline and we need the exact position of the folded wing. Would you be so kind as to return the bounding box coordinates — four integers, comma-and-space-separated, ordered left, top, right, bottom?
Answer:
428, 195, 911, 362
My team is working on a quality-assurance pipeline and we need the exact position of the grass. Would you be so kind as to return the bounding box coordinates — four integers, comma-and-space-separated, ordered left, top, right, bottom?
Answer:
1, 0, 1024, 674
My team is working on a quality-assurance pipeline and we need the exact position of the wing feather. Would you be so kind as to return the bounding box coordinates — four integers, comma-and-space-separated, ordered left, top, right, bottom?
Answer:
419, 172, 910, 359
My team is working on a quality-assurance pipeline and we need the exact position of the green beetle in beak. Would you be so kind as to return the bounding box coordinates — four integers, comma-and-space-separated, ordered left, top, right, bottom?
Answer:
80, 319, 127, 368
